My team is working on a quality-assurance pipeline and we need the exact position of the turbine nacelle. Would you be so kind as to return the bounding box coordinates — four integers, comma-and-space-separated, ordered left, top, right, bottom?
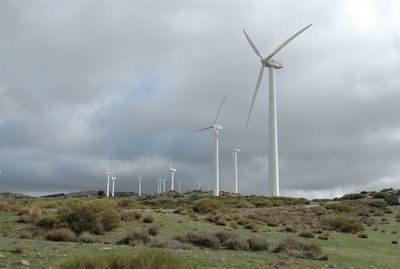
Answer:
213, 124, 223, 131
169, 168, 176, 172
263, 59, 283, 69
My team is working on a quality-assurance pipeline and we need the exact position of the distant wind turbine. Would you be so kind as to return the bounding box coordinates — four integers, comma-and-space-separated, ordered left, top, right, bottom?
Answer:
162, 178, 166, 193
111, 175, 117, 197
137, 175, 143, 197
169, 159, 176, 191
228, 146, 241, 194
105, 168, 113, 197
178, 180, 182, 193
193, 94, 227, 197
243, 24, 312, 196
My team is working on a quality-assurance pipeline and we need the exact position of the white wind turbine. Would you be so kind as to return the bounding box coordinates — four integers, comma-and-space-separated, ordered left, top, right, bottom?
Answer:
169, 159, 176, 191
178, 180, 182, 193
228, 146, 241, 194
111, 175, 117, 197
243, 24, 312, 197
193, 94, 227, 197
137, 175, 143, 197
156, 179, 161, 194
162, 178, 166, 193
105, 168, 113, 197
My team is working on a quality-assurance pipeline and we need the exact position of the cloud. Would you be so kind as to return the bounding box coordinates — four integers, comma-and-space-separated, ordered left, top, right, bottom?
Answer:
0, 0, 400, 198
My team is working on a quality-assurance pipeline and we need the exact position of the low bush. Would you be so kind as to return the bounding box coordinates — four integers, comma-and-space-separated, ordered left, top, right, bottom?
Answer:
225, 238, 250, 251
37, 215, 62, 229
247, 237, 270, 251
273, 239, 327, 260
20, 230, 33, 239
19, 204, 42, 223
215, 231, 239, 244
358, 233, 368, 239
57, 249, 195, 269
192, 198, 222, 214
373, 192, 390, 199
122, 229, 150, 246
58, 200, 120, 234
46, 228, 77, 242
143, 214, 155, 223
326, 216, 364, 233
0, 200, 9, 211
324, 203, 354, 212
117, 198, 139, 208
340, 193, 366, 200
317, 233, 329, 240
368, 200, 387, 208
150, 237, 193, 250
299, 230, 315, 238
147, 225, 159, 236
175, 230, 220, 248
230, 221, 239, 229
244, 221, 259, 232
385, 193, 400, 205
78, 232, 96, 243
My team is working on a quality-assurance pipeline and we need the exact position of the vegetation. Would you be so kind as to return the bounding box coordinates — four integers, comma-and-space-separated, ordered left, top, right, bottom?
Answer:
326, 215, 364, 233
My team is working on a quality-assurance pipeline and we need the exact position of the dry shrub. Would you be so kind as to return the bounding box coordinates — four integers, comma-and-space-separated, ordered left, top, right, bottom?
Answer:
78, 232, 96, 243
283, 225, 297, 233
299, 230, 315, 238
46, 228, 77, 242
147, 225, 159, 236
189, 212, 200, 221
192, 198, 222, 214
37, 214, 61, 229
175, 230, 220, 248
225, 238, 250, 251
117, 198, 138, 208
317, 233, 329, 240
230, 221, 239, 229
215, 231, 239, 244
32, 228, 46, 240
0, 200, 9, 211
358, 233, 368, 239
19, 204, 42, 223
324, 203, 354, 212
247, 237, 270, 251
237, 215, 248, 225
274, 239, 327, 260
122, 229, 150, 246
143, 214, 155, 223
150, 237, 193, 250
121, 209, 142, 221
244, 221, 259, 232
20, 230, 33, 239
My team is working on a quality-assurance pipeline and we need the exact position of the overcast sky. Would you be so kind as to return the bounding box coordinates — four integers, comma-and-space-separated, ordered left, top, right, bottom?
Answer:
1, 0, 400, 198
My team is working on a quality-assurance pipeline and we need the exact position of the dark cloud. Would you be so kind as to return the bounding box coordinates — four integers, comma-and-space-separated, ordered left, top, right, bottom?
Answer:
1, 0, 400, 198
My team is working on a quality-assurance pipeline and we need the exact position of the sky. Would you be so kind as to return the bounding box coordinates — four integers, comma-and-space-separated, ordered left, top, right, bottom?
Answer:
1, 0, 400, 198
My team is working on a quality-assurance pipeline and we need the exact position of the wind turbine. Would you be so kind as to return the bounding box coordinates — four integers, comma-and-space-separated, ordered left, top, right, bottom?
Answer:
193, 94, 227, 197
137, 175, 143, 197
111, 175, 117, 197
169, 159, 176, 191
156, 179, 161, 194
243, 24, 312, 197
178, 180, 182, 193
228, 146, 241, 194
105, 168, 113, 197
162, 178, 166, 193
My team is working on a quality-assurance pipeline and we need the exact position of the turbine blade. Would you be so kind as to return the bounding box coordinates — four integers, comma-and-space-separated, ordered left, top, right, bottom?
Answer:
213, 93, 227, 124
243, 29, 264, 59
265, 24, 312, 61
192, 126, 212, 132
246, 64, 265, 128
169, 158, 171, 170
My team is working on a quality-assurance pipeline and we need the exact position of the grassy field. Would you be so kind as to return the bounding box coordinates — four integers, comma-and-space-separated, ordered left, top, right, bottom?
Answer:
0, 191, 399, 268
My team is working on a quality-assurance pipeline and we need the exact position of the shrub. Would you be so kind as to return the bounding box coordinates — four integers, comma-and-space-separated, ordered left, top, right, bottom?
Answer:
368, 200, 387, 208
20, 230, 33, 239
37, 215, 62, 229
326, 216, 364, 233
317, 233, 329, 240
384, 193, 400, 205
121, 209, 142, 221
324, 203, 354, 212
78, 232, 96, 243
57, 249, 195, 269
148, 225, 159, 236
150, 237, 193, 250
247, 237, 270, 251
189, 212, 200, 221
0, 200, 9, 211
244, 221, 259, 232
122, 229, 150, 246
46, 228, 77, 242
373, 192, 390, 199
192, 198, 222, 214
340, 193, 366, 200
19, 205, 42, 223
283, 225, 297, 233
58, 200, 120, 234
358, 233, 368, 239
274, 239, 327, 260
175, 230, 220, 248
225, 238, 250, 251
117, 198, 138, 208
299, 230, 315, 238
143, 214, 155, 223
230, 221, 239, 229
215, 231, 239, 244
392, 240, 398, 244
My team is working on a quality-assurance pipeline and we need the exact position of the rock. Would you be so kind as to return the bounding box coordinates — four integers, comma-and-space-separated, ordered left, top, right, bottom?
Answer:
20, 260, 29, 266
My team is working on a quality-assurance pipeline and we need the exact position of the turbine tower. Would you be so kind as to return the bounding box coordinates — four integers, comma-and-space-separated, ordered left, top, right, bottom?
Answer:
111, 175, 117, 197
156, 179, 161, 194
105, 168, 113, 197
137, 175, 143, 197
178, 181, 182, 193
228, 146, 241, 194
243, 24, 312, 197
193, 94, 227, 197
169, 159, 176, 191
162, 178, 166, 192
